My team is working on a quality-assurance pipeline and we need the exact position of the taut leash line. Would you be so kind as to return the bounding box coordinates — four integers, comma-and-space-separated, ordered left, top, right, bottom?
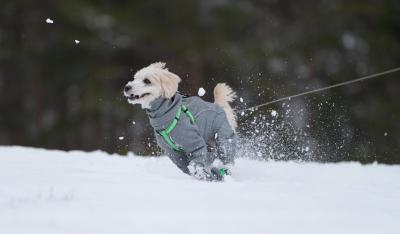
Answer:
239, 67, 400, 112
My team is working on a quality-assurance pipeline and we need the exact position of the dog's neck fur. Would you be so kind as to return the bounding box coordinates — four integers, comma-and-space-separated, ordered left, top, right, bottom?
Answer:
146, 93, 182, 129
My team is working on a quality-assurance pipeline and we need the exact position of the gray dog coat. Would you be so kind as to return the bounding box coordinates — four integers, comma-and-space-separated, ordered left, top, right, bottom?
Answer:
146, 93, 237, 175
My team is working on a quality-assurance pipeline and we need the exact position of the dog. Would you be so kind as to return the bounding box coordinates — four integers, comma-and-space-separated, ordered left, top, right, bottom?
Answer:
124, 62, 238, 181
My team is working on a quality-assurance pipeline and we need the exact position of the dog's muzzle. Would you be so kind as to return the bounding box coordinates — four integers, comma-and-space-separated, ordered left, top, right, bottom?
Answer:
124, 84, 150, 101
124, 91, 150, 101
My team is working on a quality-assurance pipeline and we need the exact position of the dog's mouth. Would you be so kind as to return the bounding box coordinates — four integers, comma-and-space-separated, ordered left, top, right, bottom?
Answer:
127, 93, 150, 101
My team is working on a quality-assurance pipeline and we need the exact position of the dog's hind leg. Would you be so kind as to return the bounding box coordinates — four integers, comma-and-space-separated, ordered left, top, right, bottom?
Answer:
213, 112, 238, 165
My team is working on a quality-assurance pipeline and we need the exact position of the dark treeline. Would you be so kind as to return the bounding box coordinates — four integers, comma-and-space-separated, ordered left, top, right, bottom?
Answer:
0, 0, 399, 163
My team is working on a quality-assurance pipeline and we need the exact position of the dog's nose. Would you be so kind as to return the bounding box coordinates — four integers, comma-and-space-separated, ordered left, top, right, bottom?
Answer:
124, 85, 132, 92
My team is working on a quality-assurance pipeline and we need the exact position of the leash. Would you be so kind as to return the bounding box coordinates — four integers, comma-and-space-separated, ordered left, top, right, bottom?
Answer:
238, 66, 400, 112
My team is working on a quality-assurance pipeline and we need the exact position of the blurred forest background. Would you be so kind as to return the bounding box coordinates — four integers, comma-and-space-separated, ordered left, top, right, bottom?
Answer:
0, 0, 399, 163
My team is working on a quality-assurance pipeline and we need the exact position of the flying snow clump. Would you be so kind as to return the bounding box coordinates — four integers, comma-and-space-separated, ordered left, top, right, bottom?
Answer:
198, 87, 206, 97
46, 18, 54, 24
271, 110, 277, 117
118, 136, 124, 140
75, 40, 80, 44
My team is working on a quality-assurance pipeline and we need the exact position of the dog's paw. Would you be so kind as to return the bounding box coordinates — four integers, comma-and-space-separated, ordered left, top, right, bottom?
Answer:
188, 162, 206, 180
188, 163, 223, 181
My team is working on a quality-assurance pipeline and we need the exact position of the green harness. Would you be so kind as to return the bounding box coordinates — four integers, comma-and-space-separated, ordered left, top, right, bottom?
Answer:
156, 105, 195, 153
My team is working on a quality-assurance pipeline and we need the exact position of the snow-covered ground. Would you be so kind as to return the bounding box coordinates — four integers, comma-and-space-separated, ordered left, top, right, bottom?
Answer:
1, 146, 399, 234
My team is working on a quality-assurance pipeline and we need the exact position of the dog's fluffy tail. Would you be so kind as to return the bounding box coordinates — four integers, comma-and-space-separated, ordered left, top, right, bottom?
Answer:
214, 83, 237, 131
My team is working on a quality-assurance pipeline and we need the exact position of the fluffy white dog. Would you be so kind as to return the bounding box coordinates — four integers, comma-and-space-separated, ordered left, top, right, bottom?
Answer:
124, 62, 238, 181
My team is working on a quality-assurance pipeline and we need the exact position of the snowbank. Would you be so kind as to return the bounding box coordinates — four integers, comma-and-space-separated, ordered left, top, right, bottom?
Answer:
0, 146, 399, 234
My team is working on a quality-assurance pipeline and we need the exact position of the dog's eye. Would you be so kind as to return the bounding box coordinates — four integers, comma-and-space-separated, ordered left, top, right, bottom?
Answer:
143, 78, 151, 85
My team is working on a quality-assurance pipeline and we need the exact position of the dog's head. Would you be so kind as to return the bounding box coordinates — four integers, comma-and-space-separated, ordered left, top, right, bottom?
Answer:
124, 62, 181, 109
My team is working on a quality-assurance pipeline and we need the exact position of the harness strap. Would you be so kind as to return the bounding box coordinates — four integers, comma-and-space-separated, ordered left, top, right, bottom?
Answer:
181, 105, 195, 124
156, 105, 195, 153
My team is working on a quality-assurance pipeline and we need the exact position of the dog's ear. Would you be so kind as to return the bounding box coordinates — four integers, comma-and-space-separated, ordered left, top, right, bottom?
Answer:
149, 62, 167, 70
158, 71, 181, 98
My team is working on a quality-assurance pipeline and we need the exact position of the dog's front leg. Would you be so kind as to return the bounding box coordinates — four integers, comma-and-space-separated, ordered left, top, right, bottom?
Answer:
170, 123, 223, 181
185, 149, 222, 181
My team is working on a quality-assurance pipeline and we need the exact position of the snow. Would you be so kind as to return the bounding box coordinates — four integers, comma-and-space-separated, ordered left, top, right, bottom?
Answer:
271, 110, 277, 117
197, 87, 206, 97
118, 136, 124, 140
342, 33, 357, 49
240, 97, 244, 103
74, 40, 80, 44
1, 146, 399, 234
45, 18, 54, 24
